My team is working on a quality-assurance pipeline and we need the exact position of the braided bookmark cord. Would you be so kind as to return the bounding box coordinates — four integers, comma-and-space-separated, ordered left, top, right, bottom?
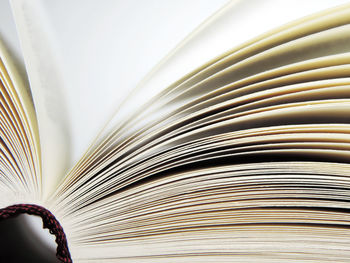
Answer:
0, 204, 72, 263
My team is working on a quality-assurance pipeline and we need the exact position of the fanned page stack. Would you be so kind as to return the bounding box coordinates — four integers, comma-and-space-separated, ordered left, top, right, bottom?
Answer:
2, 0, 350, 262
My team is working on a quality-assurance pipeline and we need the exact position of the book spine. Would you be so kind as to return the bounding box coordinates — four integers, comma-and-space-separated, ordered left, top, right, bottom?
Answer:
0, 204, 72, 263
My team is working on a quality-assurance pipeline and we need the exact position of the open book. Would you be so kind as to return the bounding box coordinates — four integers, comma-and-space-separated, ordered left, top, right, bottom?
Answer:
2, 0, 350, 262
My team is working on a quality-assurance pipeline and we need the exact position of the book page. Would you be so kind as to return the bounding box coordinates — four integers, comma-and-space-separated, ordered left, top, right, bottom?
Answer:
70, 0, 350, 173
9, 0, 231, 195
97, 0, 350, 145
54, 0, 350, 196
29, 0, 230, 169
35, 2, 350, 262
52, 1, 350, 208
3, 1, 350, 262
10, 0, 72, 197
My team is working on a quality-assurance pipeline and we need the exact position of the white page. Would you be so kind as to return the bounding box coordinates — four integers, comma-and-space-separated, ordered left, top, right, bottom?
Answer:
6, 0, 350, 192
0, 0, 24, 69
102, 0, 350, 140
32, 0, 230, 168
4, 0, 350, 257
9, 0, 230, 191
4, 0, 227, 251
10, 0, 72, 196
0, 0, 57, 255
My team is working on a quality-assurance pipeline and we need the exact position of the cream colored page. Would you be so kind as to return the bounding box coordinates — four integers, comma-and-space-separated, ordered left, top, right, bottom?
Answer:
8, 0, 231, 195
0, 1, 40, 178
0, 0, 25, 75
101, 0, 350, 138
10, 0, 71, 197
35, 0, 229, 166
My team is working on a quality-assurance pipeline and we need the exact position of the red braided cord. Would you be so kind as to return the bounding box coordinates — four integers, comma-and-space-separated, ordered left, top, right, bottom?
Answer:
0, 204, 72, 263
